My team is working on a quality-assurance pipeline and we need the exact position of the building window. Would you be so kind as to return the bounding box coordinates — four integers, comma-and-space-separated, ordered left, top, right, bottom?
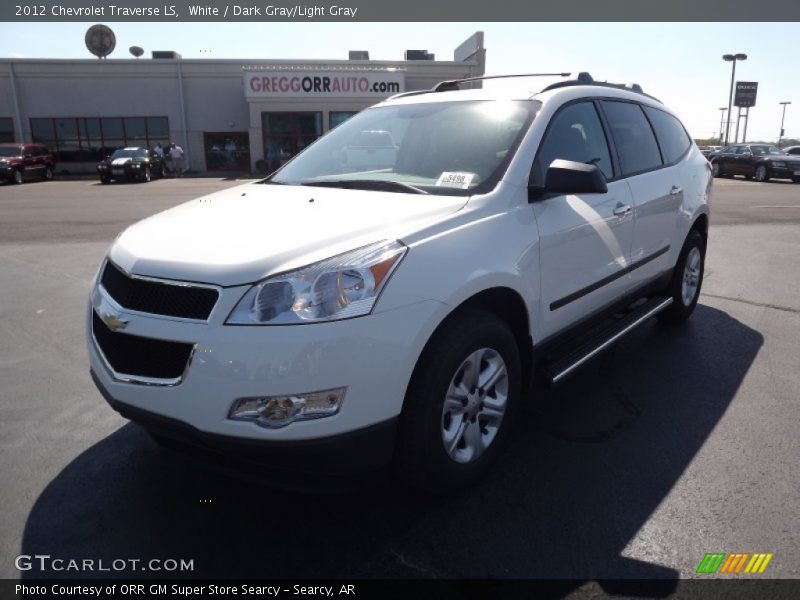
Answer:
329, 111, 358, 130
0, 118, 14, 143
203, 132, 250, 171
261, 112, 322, 174
29, 116, 170, 162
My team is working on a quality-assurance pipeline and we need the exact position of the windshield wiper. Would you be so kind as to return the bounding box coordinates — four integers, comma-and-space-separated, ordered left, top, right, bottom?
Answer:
300, 179, 429, 195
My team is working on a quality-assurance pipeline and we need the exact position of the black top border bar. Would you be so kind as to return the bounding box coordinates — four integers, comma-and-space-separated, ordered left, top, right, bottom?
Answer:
3, 0, 800, 22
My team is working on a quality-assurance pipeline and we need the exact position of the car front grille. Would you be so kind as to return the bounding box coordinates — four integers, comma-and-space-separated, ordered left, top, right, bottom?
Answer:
100, 261, 218, 320
92, 311, 194, 381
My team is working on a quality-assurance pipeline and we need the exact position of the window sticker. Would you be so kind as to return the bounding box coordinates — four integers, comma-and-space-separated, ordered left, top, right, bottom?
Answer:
435, 171, 475, 189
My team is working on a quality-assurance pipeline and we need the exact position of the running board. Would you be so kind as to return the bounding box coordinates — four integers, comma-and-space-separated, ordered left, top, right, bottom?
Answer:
542, 296, 673, 385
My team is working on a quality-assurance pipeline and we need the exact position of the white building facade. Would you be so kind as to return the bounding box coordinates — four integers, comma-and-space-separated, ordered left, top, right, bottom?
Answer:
0, 32, 485, 173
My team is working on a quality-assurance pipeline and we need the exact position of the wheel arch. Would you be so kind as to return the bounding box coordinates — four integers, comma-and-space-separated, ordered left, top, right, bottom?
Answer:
403, 286, 534, 410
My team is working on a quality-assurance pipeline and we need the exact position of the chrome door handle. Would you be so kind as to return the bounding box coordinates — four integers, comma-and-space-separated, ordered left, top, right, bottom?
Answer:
613, 203, 631, 217
670, 185, 682, 195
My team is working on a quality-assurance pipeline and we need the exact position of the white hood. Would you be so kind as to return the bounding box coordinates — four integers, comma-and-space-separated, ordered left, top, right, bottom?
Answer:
111, 157, 133, 166
110, 182, 466, 286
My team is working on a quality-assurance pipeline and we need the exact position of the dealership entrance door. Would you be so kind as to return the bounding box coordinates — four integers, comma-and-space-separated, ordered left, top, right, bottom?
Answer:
203, 132, 250, 171
261, 112, 322, 173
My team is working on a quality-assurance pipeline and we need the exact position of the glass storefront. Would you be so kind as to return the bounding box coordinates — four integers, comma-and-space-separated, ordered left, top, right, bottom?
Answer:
203, 132, 250, 171
329, 111, 359, 130
30, 116, 169, 162
261, 112, 322, 174
0, 118, 14, 143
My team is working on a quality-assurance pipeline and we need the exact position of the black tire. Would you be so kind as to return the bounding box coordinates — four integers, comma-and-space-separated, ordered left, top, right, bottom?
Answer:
13, 169, 23, 184
659, 230, 705, 324
395, 309, 522, 493
792, 177, 800, 183
754, 165, 769, 183
42, 166, 53, 181
711, 162, 723, 178
142, 167, 151, 182
100, 175, 111, 184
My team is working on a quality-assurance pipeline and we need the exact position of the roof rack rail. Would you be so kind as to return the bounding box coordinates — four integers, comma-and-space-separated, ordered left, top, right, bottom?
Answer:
432, 71, 577, 92
541, 78, 661, 103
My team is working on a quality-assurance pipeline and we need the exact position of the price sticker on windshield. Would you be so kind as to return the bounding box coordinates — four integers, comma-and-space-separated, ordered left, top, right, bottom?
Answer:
436, 171, 475, 189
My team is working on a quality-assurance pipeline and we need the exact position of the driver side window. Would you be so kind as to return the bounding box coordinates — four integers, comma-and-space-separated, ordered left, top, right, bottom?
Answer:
531, 101, 613, 186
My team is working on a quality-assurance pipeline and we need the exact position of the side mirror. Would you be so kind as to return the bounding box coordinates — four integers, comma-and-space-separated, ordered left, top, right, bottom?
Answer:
530, 159, 608, 200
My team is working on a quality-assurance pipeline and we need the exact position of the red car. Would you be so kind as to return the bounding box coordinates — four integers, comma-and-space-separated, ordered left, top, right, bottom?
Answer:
0, 143, 56, 184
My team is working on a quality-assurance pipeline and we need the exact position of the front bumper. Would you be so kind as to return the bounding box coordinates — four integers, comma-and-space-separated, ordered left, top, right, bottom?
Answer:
87, 277, 446, 442
92, 369, 398, 490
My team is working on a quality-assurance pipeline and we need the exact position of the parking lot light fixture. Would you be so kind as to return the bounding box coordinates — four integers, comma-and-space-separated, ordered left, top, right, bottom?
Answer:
719, 107, 727, 146
778, 101, 791, 147
722, 53, 747, 145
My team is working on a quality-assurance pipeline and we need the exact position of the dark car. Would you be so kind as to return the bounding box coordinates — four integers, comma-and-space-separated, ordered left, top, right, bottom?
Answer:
710, 144, 800, 183
0, 143, 56, 184
97, 147, 165, 183
784, 145, 800, 156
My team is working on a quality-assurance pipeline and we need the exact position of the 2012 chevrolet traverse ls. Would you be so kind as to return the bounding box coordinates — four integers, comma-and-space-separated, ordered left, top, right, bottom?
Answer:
87, 73, 711, 492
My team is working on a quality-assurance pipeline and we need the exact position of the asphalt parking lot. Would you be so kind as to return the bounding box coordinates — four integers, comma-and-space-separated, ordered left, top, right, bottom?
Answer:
0, 176, 798, 587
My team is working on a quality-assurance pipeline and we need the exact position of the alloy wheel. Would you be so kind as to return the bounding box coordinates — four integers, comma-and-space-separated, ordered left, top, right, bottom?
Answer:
681, 247, 702, 306
441, 347, 508, 464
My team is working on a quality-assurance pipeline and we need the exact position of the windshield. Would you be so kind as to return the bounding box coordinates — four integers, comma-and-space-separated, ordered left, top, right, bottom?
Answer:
269, 100, 537, 195
110, 148, 148, 159
751, 145, 785, 156
0, 146, 22, 157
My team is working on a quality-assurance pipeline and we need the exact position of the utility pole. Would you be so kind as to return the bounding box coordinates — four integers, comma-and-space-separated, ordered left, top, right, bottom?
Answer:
719, 107, 727, 146
778, 101, 791, 147
722, 53, 747, 145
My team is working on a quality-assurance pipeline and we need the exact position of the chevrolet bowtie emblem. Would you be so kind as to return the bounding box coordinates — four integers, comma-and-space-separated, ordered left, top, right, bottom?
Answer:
102, 312, 129, 332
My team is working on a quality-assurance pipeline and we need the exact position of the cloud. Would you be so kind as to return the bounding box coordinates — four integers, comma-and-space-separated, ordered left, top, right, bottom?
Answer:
11, 52, 26, 58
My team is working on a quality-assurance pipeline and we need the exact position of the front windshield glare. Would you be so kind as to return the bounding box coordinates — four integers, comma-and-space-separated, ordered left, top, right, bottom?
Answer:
110, 149, 147, 159
270, 100, 534, 194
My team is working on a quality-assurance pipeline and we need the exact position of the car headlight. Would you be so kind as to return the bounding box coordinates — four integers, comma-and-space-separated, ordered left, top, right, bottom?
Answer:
772, 161, 786, 168
131, 163, 141, 169
226, 240, 407, 325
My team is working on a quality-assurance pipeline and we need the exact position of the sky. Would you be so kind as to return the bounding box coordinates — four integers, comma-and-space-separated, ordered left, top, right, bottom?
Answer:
1, 21, 798, 142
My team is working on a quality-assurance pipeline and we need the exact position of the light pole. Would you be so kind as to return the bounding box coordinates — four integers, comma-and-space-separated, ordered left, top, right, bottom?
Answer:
778, 101, 791, 147
722, 53, 747, 145
718, 107, 727, 146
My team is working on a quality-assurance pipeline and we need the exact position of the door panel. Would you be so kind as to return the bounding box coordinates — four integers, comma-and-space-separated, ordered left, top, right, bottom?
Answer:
534, 180, 635, 339
626, 168, 681, 287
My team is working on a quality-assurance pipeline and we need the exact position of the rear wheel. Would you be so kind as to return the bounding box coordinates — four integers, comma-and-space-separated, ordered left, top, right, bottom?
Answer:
13, 169, 23, 184
395, 310, 521, 493
711, 162, 722, 178
755, 165, 769, 182
42, 166, 53, 181
142, 167, 151, 182
659, 230, 705, 324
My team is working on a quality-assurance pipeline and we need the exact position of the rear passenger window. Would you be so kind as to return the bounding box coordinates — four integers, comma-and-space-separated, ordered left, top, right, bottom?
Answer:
644, 106, 691, 164
602, 101, 663, 176
532, 101, 613, 185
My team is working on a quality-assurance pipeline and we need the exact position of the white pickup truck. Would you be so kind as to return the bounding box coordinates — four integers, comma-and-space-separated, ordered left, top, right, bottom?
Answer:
87, 72, 711, 492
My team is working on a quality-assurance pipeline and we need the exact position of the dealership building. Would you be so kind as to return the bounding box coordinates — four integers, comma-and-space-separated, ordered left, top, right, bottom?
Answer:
0, 32, 485, 173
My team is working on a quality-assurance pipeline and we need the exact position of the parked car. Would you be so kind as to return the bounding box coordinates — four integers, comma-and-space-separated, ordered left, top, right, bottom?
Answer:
0, 143, 55, 184
96, 147, 165, 183
783, 145, 800, 156
87, 73, 711, 492
710, 144, 800, 182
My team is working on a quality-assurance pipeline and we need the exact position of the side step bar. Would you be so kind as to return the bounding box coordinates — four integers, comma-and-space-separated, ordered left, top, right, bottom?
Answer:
542, 296, 673, 385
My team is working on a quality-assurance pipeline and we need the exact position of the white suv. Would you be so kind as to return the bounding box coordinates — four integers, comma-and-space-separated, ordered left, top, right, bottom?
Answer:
87, 73, 711, 492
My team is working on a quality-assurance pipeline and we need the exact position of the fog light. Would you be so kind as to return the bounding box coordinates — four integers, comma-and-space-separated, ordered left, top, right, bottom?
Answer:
228, 387, 347, 428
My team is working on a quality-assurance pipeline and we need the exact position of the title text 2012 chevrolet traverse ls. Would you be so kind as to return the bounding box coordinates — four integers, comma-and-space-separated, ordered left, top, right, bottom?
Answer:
88, 73, 711, 492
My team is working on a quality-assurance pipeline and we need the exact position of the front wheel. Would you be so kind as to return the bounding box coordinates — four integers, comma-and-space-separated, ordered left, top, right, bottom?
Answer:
13, 169, 23, 184
100, 175, 111, 184
755, 165, 769, 182
711, 162, 722, 178
142, 167, 151, 182
659, 230, 705, 324
395, 310, 521, 493
43, 166, 53, 181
